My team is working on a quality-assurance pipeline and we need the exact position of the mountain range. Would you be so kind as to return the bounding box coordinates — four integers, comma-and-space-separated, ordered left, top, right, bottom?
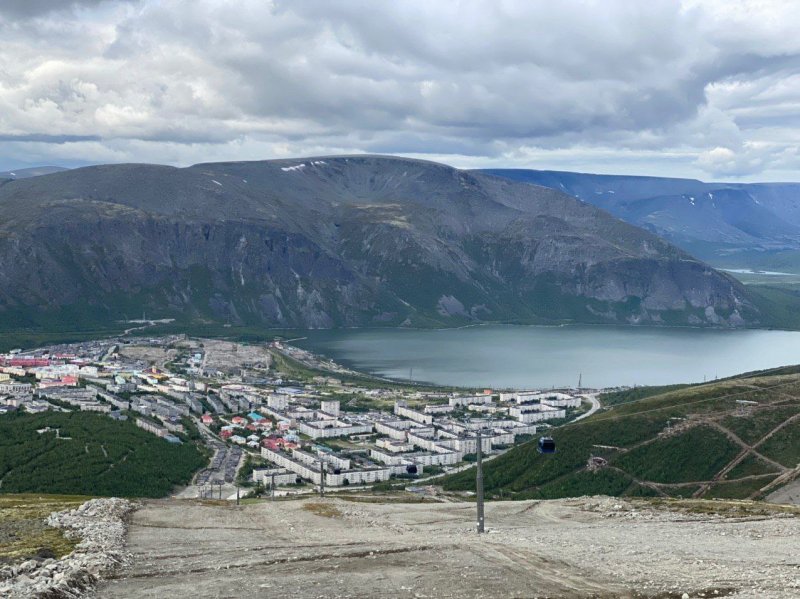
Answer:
481, 169, 800, 273
0, 156, 776, 334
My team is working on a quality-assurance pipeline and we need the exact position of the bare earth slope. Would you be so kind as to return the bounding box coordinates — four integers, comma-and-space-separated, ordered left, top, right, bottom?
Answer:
97, 497, 800, 598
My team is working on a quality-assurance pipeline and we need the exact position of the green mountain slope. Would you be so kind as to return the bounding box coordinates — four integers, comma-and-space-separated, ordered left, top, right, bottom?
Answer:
441, 367, 800, 501
0, 156, 764, 336
0, 411, 207, 497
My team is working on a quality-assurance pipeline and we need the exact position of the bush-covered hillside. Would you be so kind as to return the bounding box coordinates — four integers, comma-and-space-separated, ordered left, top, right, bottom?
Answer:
0, 412, 208, 497
442, 370, 800, 500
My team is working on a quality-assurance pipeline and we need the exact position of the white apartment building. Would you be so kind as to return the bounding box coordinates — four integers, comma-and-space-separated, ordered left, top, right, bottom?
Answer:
448, 395, 493, 408
394, 401, 433, 425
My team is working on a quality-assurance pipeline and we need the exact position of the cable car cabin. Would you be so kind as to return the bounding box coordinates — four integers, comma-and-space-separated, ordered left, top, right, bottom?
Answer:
538, 436, 556, 454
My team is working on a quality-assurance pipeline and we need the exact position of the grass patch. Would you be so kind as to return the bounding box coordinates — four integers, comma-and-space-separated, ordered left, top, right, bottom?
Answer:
757, 417, 800, 468
0, 494, 89, 564
664, 485, 702, 499
726, 454, 780, 479
338, 494, 432, 504
600, 384, 693, 407
515, 468, 636, 500
640, 497, 800, 518
721, 403, 800, 445
706, 476, 775, 500
614, 426, 740, 484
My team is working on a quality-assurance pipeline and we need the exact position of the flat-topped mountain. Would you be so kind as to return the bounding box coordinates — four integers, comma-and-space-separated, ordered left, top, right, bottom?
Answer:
481, 168, 800, 272
0, 156, 761, 330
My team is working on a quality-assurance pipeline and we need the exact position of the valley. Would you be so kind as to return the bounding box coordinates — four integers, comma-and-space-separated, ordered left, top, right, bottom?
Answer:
3, 331, 800, 598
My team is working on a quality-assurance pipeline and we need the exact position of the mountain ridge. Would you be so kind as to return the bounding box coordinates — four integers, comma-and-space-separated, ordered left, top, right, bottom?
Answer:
480, 168, 800, 271
0, 155, 762, 334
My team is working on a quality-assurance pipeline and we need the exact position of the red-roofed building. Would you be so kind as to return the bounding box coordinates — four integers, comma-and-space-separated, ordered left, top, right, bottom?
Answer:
231, 416, 247, 425
262, 438, 280, 450
3, 357, 49, 368
39, 375, 79, 389
201, 414, 213, 425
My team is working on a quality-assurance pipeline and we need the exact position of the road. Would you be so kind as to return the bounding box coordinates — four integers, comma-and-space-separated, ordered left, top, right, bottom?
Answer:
573, 393, 601, 422
175, 419, 244, 499
119, 318, 175, 336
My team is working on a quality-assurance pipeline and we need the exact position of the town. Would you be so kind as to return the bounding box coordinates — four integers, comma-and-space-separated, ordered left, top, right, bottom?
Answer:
0, 334, 597, 497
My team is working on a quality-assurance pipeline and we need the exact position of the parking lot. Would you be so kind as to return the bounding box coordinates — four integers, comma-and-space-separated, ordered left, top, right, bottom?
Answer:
195, 441, 242, 485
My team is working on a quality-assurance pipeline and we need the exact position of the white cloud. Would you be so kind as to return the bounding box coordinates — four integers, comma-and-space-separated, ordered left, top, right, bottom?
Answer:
1, 0, 800, 179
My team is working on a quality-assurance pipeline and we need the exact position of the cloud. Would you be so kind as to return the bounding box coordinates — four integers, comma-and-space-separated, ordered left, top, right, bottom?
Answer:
0, 0, 132, 18
695, 146, 764, 177
1, 0, 800, 179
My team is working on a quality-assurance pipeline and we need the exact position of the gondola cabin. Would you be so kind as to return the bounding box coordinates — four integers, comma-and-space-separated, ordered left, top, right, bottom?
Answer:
538, 436, 556, 454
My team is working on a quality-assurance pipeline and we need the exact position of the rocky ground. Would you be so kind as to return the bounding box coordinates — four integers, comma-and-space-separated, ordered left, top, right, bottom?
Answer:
767, 479, 800, 506
0, 498, 134, 598
199, 338, 272, 373
96, 496, 800, 598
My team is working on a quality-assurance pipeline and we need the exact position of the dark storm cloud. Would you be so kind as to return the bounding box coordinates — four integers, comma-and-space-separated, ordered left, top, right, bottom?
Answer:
0, 0, 122, 18
1, 0, 800, 179
0, 133, 100, 142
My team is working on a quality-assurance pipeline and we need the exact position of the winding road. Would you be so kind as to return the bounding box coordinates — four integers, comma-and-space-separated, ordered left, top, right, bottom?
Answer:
573, 393, 601, 422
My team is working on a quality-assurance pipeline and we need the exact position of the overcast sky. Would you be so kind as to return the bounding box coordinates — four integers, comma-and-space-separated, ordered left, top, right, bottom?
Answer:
1, 0, 800, 180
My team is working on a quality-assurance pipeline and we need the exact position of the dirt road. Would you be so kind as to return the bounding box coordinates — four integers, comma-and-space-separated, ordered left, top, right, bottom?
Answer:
96, 496, 800, 598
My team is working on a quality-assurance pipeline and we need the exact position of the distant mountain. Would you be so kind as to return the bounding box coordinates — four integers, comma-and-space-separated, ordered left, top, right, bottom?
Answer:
0, 156, 764, 333
0, 166, 69, 180
480, 169, 800, 272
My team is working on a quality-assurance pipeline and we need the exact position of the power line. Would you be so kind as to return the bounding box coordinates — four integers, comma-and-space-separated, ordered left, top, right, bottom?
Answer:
476, 427, 485, 534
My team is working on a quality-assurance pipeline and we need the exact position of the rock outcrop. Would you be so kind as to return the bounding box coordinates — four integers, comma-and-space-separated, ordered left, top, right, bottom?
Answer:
0, 498, 134, 598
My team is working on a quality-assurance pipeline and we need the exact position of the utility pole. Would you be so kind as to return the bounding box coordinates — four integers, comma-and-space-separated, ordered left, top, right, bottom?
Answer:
319, 458, 326, 499
271, 472, 276, 501
236, 486, 240, 506
476, 428, 485, 534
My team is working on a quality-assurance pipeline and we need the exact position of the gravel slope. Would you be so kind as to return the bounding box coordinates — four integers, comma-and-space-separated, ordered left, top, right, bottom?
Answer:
97, 496, 800, 598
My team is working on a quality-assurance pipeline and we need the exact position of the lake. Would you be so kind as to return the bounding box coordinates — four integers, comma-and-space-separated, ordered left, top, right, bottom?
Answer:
294, 325, 800, 389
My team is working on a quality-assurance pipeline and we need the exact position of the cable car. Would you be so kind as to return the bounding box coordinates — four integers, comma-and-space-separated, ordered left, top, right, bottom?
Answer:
538, 436, 556, 454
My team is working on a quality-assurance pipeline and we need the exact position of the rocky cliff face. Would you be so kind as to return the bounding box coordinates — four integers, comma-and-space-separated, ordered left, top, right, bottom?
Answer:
0, 156, 759, 329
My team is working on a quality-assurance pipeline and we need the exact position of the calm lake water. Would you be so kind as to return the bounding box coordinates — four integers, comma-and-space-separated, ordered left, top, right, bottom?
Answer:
294, 325, 800, 389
